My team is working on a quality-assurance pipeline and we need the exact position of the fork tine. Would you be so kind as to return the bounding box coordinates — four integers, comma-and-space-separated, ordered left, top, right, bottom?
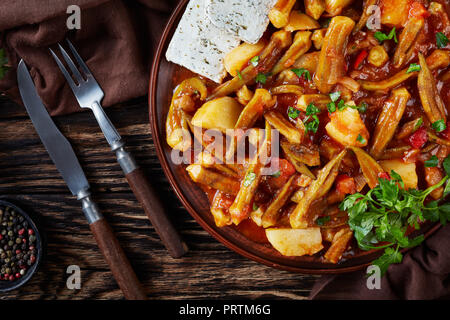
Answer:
49, 48, 79, 92
66, 39, 92, 77
57, 44, 84, 85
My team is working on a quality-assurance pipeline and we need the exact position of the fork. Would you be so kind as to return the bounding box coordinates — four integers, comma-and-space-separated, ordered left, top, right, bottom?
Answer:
50, 40, 188, 258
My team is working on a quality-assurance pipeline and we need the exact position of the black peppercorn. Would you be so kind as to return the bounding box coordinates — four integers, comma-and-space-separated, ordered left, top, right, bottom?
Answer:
0, 204, 37, 282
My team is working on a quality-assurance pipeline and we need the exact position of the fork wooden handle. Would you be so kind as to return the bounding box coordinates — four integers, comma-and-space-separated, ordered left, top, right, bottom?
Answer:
125, 167, 188, 258
90, 218, 147, 300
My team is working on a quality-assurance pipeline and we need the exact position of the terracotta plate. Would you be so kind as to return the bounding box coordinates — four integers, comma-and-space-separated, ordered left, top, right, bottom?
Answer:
149, 0, 441, 274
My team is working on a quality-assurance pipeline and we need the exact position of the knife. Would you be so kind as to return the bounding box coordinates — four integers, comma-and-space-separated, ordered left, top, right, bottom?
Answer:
17, 60, 147, 300
49, 40, 188, 259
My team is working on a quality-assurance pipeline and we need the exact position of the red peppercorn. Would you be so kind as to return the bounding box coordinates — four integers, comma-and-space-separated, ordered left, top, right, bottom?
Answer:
22, 238, 27, 244
8, 275, 14, 281
4, 274, 8, 279
28, 229, 34, 235
29, 246, 34, 251
15, 249, 21, 255
15, 273, 20, 278
30, 255, 36, 264
0, 234, 3, 241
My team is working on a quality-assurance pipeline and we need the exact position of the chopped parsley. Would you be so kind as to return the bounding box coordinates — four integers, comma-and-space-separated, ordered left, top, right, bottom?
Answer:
255, 72, 268, 84
237, 70, 243, 80
357, 134, 366, 144
327, 102, 336, 113
436, 32, 449, 49
243, 171, 256, 187
341, 158, 450, 275
253, 203, 259, 211
337, 99, 346, 111
329, 91, 341, 102
425, 155, 439, 167
250, 55, 260, 67
291, 68, 311, 81
357, 102, 368, 113
303, 103, 321, 133
432, 119, 446, 132
304, 115, 320, 133
306, 103, 320, 115
287, 106, 300, 119
406, 63, 421, 73
374, 27, 398, 44
414, 117, 423, 131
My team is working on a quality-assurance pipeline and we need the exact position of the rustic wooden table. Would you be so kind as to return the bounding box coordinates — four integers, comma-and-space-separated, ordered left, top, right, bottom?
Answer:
0, 95, 318, 299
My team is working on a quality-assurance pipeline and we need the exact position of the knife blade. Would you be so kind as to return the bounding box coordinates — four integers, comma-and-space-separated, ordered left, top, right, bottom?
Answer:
17, 59, 147, 300
17, 60, 89, 197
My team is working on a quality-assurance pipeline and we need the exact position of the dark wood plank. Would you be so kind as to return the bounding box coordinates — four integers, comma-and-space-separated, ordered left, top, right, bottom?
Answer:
0, 95, 318, 300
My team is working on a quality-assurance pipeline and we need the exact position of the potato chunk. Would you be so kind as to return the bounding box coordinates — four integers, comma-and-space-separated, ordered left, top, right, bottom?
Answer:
326, 106, 369, 147
192, 97, 243, 133
379, 159, 418, 190
266, 228, 323, 256
224, 40, 266, 77
380, 0, 409, 27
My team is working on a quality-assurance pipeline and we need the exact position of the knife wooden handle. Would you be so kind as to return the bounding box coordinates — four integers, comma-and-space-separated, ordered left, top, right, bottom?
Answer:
90, 218, 147, 300
125, 168, 188, 258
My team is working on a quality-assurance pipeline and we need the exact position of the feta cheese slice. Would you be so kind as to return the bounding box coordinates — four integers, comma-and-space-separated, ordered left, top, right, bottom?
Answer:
165, 0, 241, 83
205, 0, 277, 44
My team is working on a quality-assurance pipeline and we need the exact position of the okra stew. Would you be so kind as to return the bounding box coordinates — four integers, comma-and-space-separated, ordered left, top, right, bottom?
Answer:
166, 0, 450, 272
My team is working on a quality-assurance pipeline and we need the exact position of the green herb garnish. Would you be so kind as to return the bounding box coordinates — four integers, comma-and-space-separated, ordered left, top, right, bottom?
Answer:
406, 63, 421, 73
304, 115, 320, 133
436, 32, 449, 49
425, 155, 439, 167
255, 72, 267, 84
250, 56, 260, 67
237, 70, 243, 80
329, 91, 341, 102
340, 158, 450, 275
291, 68, 311, 81
414, 117, 423, 131
288, 106, 300, 119
327, 102, 336, 113
337, 99, 346, 111
432, 119, 446, 132
253, 203, 259, 211
357, 134, 366, 144
357, 102, 368, 113
306, 103, 320, 115
374, 27, 397, 44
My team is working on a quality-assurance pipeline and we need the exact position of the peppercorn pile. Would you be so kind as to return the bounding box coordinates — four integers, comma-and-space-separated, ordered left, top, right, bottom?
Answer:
0, 205, 37, 282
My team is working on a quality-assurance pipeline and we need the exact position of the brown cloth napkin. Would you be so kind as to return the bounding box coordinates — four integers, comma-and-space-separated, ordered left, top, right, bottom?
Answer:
0, 0, 178, 115
310, 224, 450, 300
1, 0, 449, 300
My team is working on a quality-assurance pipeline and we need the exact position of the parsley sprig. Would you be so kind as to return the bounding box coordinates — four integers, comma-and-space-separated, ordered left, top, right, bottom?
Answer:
374, 27, 398, 44
303, 103, 321, 133
340, 156, 450, 275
